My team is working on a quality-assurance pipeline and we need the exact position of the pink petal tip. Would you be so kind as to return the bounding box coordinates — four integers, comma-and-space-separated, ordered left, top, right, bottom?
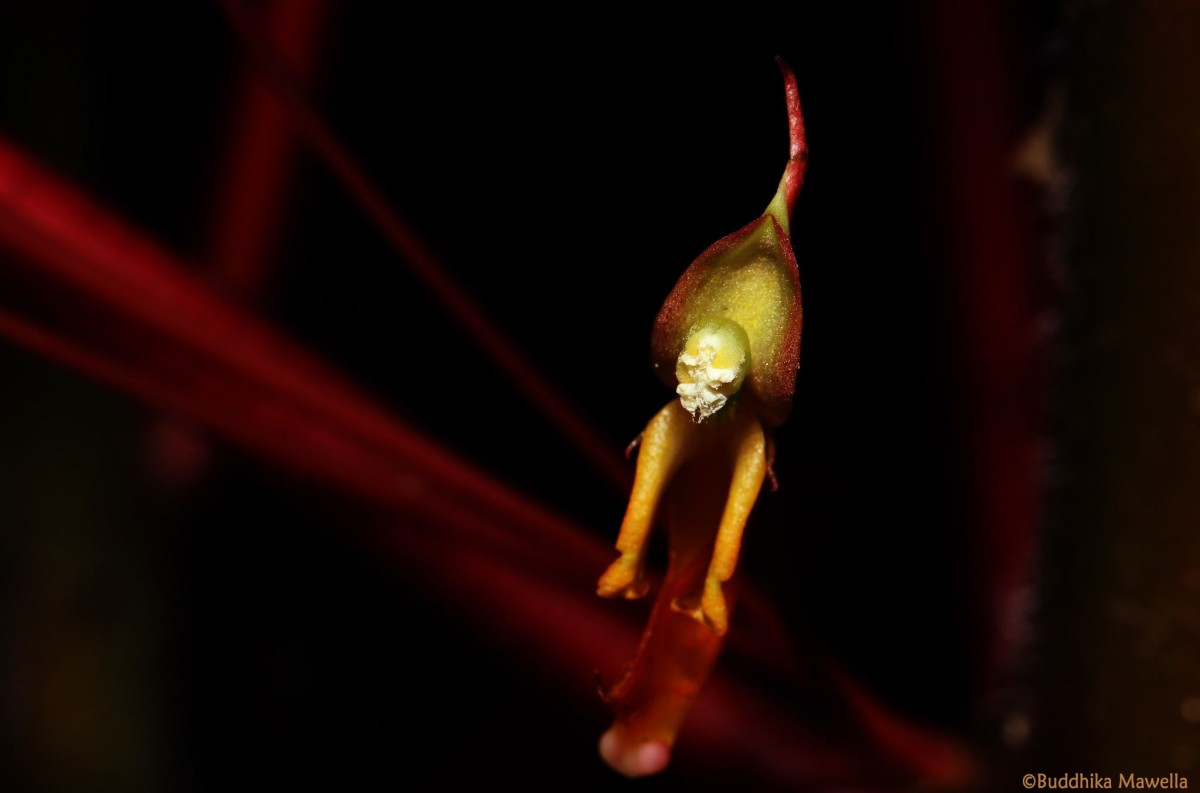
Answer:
598, 728, 672, 778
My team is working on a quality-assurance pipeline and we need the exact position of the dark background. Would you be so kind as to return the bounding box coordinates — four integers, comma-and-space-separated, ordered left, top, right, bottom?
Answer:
0, 3, 1053, 790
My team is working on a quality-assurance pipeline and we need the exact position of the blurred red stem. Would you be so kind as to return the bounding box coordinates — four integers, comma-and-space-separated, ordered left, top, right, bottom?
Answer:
215, 0, 629, 490
206, 0, 327, 298
0, 137, 600, 579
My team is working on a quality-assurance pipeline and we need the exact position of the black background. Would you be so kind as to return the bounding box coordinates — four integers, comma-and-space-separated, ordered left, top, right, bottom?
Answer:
0, 3, 1050, 790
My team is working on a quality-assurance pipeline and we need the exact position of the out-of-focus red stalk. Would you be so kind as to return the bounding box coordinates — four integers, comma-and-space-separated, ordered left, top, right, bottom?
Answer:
925, 0, 1041, 690
0, 137, 600, 579
0, 137, 969, 788
0, 306, 574, 579
149, 0, 329, 487
206, 0, 326, 299
215, 0, 629, 491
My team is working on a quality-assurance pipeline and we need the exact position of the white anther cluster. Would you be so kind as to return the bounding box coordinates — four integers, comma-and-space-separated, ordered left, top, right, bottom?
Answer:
676, 334, 742, 421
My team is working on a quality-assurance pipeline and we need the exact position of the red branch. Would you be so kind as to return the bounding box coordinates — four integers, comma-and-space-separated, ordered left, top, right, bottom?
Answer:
214, 0, 629, 490
0, 137, 602, 579
206, 0, 328, 298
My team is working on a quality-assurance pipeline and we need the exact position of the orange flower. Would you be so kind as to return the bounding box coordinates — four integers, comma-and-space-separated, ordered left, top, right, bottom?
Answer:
596, 57, 809, 777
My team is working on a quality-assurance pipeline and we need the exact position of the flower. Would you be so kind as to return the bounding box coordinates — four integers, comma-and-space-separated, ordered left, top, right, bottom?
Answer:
595, 58, 809, 777
0, 15, 997, 788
